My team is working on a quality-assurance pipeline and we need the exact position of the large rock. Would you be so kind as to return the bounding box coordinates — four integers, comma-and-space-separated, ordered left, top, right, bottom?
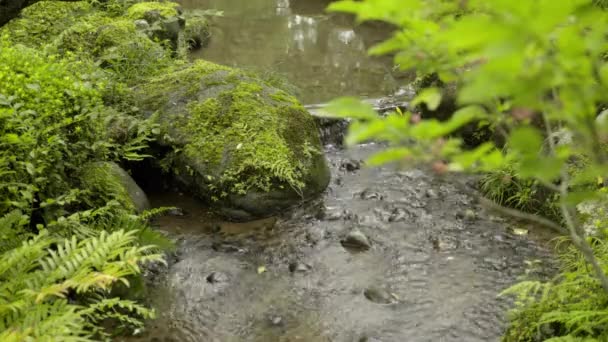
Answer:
135, 60, 331, 220
80, 162, 150, 213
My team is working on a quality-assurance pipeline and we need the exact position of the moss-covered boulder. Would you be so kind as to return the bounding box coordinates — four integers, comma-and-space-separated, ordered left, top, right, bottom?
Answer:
51, 13, 172, 84
125, 1, 184, 51
0, 1, 92, 47
0, 1, 179, 85
135, 60, 330, 220
80, 162, 150, 213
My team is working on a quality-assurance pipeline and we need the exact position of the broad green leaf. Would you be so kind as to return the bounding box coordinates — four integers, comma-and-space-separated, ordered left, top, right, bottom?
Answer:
517, 157, 563, 183
366, 147, 412, 166
412, 87, 442, 111
320, 97, 378, 120
508, 126, 543, 156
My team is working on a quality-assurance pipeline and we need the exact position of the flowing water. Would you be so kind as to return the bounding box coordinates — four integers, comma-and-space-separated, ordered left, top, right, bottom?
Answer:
123, 1, 558, 341
180, 0, 409, 104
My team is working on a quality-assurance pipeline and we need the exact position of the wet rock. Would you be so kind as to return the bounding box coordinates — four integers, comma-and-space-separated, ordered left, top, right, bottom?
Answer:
269, 315, 283, 326
167, 207, 186, 217
79, 162, 150, 213
359, 336, 384, 342
289, 261, 311, 273
306, 226, 326, 244
206, 271, 228, 284
343, 209, 358, 221
211, 242, 246, 253
358, 189, 384, 200
134, 19, 150, 30
456, 209, 477, 222
483, 257, 508, 271
364, 286, 396, 304
425, 188, 439, 199
373, 207, 392, 222
340, 159, 362, 172
341, 230, 372, 251
323, 209, 344, 221
430, 236, 457, 251
388, 207, 409, 222
135, 61, 330, 221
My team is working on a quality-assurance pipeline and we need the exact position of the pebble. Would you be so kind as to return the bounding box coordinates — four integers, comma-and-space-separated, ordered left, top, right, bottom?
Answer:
167, 207, 186, 217
456, 209, 477, 221
211, 242, 246, 253
341, 159, 362, 172
364, 286, 396, 304
359, 337, 383, 342
289, 261, 312, 273
425, 188, 439, 199
206, 271, 228, 284
359, 189, 384, 200
388, 208, 408, 222
341, 229, 372, 251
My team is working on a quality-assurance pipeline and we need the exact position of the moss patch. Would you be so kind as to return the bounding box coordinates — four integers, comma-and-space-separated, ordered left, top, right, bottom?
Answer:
79, 162, 150, 212
0, 1, 91, 47
126, 2, 180, 19
52, 14, 172, 84
135, 60, 326, 200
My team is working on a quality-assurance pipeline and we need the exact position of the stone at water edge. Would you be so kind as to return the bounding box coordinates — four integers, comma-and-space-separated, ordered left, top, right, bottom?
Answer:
79, 162, 150, 213
341, 229, 372, 251
363, 286, 397, 305
135, 60, 330, 221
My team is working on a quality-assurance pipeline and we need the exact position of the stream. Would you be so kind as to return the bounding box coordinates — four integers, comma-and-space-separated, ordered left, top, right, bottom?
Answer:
123, 1, 557, 341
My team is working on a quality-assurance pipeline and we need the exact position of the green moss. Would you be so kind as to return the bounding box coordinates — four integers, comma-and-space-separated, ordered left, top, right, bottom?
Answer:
136, 60, 323, 199
0, 1, 91, 48
79, 162, 136, 212
126, 2, 180, 19
184, 82, 307, 194
184, 15, 210, 49
51, 14, 172, 85
136, 60, 231, 110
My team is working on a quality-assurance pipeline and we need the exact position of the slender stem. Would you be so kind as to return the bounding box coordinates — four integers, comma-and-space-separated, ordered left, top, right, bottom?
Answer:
542, 109, 608, 293
477, 195, 567, 234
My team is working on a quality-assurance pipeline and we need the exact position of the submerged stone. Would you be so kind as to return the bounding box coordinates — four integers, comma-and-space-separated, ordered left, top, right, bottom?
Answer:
341, 229, 372, 251
363, 286, 396, 304
135, 60, 330, 220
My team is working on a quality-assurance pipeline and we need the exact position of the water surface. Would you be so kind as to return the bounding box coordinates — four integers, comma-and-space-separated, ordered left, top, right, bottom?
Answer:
178, 0, 407, 104
123, 1, 558, 341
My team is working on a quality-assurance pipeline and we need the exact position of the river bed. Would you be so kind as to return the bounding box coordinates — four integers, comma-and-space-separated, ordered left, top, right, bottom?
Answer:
122, 1, 557, 341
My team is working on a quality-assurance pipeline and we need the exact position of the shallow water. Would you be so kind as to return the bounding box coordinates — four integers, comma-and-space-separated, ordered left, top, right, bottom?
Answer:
123, 1, 558, 341
178, 0, 409, 104
124, 144, 556, 342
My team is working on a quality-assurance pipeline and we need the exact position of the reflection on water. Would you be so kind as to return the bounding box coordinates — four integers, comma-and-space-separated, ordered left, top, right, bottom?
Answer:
177, 0, 409, 104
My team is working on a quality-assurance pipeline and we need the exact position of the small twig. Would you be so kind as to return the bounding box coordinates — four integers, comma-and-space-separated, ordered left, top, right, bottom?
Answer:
476, 195, 568, 234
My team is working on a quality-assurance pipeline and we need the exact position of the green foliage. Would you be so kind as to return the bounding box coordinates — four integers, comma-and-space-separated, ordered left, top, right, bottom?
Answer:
480, 164, 561, 221
126, 2, 180, 19
0, 43, 106, 217
0, 222, 163, 341
0, 1, 92, 48
323, 0, 608, 340
0, 15, 168, 340
501, 236, 608, 341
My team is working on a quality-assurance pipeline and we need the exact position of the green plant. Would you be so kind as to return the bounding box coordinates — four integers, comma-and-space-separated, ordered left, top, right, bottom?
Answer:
0, 27, 168, 340
0, 221, 163, 341
321, 0, 608, 340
